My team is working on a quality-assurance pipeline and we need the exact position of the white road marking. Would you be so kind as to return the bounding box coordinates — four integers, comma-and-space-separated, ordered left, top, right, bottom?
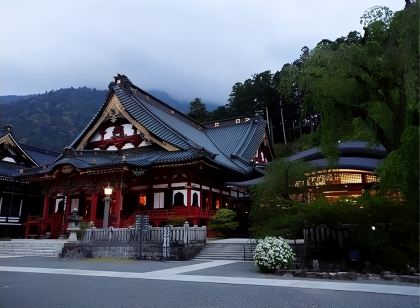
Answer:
0, 264, 418, 297
147, 260, 237, 275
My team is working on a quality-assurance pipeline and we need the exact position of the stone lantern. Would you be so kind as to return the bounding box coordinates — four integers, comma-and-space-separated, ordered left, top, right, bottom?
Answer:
67, 209, 82, 242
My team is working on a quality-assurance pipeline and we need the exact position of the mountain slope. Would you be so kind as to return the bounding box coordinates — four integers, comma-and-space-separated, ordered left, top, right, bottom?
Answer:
0, 88, 107, 151
0, 87, 211, 152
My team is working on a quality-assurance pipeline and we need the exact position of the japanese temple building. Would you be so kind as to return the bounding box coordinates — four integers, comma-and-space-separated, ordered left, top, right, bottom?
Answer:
0, 74, 273, 238
287, 141, 386, 201
0, 124, 59, 237
0, 75, 387, 239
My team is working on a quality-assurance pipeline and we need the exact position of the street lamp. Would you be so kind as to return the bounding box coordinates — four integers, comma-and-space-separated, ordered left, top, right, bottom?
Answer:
103, 184, 113, 228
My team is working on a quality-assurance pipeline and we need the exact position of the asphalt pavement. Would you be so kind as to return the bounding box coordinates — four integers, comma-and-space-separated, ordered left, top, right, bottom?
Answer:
0, 256, 418, 308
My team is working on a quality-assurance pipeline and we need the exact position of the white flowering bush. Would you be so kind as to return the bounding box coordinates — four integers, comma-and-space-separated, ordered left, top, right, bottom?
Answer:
254, 236, 295, 273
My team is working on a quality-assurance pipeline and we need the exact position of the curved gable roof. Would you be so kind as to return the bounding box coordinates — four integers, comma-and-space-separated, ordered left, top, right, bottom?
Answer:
68, 74, 268, 175
288, 141, 387, 171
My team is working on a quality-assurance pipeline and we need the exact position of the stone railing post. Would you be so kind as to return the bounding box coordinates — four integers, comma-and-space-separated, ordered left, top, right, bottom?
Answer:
183, 221, 189, 244
202, 226, 206, 243
162, 225, 171, 260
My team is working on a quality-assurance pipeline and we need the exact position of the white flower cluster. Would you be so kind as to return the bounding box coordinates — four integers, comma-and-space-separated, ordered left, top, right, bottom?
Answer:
254, 236, 295, 272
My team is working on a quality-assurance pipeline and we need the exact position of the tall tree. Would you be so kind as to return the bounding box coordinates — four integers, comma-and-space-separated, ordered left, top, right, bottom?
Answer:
302, 5, 419, 204
187, 97, 209, 123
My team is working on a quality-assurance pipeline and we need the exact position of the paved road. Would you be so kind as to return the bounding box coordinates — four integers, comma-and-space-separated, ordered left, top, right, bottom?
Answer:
0, 257, 418, 308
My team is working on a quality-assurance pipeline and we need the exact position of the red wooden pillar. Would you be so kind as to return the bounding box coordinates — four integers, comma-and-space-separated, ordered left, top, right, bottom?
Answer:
40, 195, 50, 234
187, 181, 191, 207
42, 195, 49, 220
90, 193, 98, 224
208, 190, 213, 210
113, 188, 122, 227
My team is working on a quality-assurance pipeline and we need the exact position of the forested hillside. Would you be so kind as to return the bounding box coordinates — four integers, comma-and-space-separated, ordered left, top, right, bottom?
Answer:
0, 87, 202, 151
0, 87, 106, 151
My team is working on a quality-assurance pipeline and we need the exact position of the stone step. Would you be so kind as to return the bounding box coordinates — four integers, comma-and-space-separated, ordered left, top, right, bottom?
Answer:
195, 256, 245, 260
195, 242, 256, 261
196, 241, 304, 262
0, 240, 66, 257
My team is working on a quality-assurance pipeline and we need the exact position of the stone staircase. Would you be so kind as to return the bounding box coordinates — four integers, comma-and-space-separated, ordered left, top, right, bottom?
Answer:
195, 242, 250, 260
195, 238, 305, 263
195, 239, 258, 261
0, 239, 68, 257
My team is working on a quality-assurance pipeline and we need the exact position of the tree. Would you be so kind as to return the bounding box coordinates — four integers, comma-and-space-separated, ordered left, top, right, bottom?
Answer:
301, 5, 419, 205
226, 71, 280, 116
250, 159, 311, 237
208, 209, 239, 236
303, 5, 418, 154
187, 97, 209, 123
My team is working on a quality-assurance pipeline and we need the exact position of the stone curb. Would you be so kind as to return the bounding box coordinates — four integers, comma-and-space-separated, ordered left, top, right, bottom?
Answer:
276, 270, 420, 284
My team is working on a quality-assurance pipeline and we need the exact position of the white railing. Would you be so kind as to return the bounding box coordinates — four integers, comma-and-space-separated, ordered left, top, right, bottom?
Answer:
82, 225, 207, 244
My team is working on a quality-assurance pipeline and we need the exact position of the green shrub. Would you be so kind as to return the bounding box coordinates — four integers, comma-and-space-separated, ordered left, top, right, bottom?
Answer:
166, 217, 187, 226
77, 221, 93, 240
208, 209, 239, 236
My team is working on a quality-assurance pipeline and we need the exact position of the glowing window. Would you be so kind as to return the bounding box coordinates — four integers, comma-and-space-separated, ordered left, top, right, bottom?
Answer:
139, 193, 147, 206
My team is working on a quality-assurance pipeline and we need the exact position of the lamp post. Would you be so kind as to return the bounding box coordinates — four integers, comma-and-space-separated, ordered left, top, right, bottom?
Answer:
103, 184, 113, 228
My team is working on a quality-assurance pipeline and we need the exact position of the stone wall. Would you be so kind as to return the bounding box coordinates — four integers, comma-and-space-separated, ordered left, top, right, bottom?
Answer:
60, 241, 205, 260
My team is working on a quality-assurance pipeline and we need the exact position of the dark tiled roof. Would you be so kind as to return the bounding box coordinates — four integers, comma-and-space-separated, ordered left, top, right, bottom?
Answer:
114, 86, 191, 150
21, 144, 60, 165
226, 176, 265, 188
0, 130, 59, 167
0, 161, 23, 177
288, 141, 386, 171
68, 76, 268, 175
23, 146, 203, 176
288, 141, 386, 162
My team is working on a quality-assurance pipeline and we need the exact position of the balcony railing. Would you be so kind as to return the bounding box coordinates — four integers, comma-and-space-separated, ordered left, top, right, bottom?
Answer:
121, 207, 216, 227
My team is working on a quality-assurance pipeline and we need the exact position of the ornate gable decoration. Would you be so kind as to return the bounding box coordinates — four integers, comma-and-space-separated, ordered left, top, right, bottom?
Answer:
0, 133, 37, 167
75, 94, 179, 152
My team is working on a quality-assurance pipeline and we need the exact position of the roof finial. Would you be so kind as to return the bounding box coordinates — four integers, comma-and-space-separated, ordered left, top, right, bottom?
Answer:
114, 74, 131, 90
2, 124, 13, 133
63, 146, 75, 157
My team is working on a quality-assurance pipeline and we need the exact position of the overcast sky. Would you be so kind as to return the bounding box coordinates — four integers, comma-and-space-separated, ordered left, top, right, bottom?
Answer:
0, 0, 403, 104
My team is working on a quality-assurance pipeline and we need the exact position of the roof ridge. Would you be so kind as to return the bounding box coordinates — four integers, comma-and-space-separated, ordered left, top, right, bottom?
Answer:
129, 89, 208, 152
121, 76, 204, 129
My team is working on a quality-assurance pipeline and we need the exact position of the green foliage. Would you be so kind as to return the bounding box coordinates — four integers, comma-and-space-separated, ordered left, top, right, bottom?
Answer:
303, 5, 419, 154
76, 221, 94, 240
208, 208, 239, 236
252, 158, 311, 202
360, 6, 394, 29
377, 126, 419, 207
166, 217, 187, 227
250, 200, 305, 239
0, 88, 106, 151
250, 159, 311, 238
252, 194, 419, 272
226, 71, 280, 116
187, 97, 210, 123
301, 5, 419, 199
273, 133, 319, 158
